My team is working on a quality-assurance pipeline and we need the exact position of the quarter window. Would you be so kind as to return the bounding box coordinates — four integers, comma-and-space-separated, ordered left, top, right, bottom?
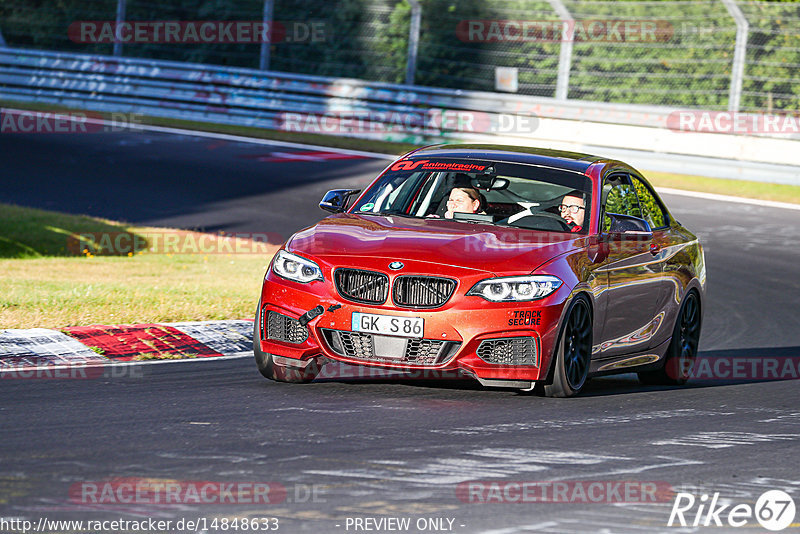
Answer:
602, 174, 642, 231
632, 177, 667, 229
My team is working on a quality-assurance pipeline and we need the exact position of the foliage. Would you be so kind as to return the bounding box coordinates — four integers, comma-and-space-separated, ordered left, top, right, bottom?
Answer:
0, 0, 796, 111
602, 176, 666, 231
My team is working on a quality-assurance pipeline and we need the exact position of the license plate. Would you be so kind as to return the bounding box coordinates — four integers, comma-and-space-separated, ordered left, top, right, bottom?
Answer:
351, 312, 424, 338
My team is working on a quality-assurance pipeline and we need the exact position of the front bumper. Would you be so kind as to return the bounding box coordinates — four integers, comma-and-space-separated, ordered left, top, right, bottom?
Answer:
256, 269, 569, 384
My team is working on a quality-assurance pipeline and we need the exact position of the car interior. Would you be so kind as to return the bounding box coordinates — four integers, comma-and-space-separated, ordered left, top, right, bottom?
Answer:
353, 164, 593, 234
425, 172, 587, 232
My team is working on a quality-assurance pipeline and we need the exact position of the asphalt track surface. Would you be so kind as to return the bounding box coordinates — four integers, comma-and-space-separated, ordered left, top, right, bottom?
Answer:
1, 130, 800, 533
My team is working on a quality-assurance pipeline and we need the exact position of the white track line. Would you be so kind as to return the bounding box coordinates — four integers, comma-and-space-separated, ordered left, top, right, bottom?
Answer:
655, 187, 800, 211
5, 108, 798, 209
146, 121, 799, 211
0, 108, 397, 160
135, 122, 398, 160
103, 117, 800, 211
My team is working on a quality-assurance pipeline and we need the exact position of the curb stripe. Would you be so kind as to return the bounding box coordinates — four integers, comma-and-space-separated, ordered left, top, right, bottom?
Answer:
0, 328, 108, 368
1, 322, 257, 372
166, 320, 254, 355
63, 323, 223, 361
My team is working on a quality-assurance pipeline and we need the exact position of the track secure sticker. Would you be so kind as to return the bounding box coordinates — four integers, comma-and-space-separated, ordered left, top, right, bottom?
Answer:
509, 310, 541, 326
390, 159, 490, 172
359, 203, 375, 211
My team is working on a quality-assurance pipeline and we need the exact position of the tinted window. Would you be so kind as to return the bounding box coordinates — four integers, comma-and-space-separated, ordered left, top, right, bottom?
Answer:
602, 174, 641, 231
632, 177, 667, 229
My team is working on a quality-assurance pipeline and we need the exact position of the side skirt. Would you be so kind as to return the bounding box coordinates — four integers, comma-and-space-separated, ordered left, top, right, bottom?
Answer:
588, 337, 671, 377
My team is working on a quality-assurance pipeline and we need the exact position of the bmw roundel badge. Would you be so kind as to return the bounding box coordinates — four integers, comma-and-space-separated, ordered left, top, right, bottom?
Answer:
389, 261, 404, 270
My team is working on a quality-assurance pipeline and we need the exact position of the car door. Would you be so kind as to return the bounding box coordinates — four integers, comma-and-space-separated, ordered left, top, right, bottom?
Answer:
630, 172, 690, 350
594, 173, 664, 359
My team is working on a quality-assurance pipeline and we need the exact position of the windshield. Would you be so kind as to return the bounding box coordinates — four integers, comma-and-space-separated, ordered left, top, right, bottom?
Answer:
350, 158, 593, 233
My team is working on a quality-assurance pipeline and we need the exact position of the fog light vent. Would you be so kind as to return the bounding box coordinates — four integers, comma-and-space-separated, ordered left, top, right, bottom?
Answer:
265, 309, 309, 344
476, 337, 538, 366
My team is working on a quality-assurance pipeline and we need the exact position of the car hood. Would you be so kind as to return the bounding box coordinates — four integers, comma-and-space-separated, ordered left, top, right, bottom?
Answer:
287, 214, 585, 275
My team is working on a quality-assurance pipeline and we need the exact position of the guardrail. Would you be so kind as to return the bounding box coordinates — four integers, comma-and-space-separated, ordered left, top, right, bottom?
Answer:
1, 47, 798, 180
0, 47, 679, 131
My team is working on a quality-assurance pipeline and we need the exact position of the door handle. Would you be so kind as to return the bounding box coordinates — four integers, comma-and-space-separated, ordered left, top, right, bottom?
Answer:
649, 243, 660, 255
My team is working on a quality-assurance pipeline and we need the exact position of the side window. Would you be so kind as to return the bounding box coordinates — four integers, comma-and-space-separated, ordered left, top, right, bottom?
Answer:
602, 174, 641, 231
632, 177, 667, 229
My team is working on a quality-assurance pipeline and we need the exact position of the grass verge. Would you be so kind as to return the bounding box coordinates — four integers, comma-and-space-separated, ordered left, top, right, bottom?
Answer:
0, 203, 274, 329
644, 170, 800, 204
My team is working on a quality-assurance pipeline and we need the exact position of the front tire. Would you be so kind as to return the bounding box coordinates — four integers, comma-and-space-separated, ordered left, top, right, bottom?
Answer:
638, 290, 701, 386
253, 308, 320, 383
542, 296, 593, 398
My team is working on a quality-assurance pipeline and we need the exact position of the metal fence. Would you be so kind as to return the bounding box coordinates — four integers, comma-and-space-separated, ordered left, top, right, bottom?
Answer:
0, 46, 678, 138
0, 0, 797, 113
2, 44, 800, 188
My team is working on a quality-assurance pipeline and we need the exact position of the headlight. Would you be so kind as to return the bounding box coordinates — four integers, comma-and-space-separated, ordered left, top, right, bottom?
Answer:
467, 275, 562, 302
271, 250, 323, 283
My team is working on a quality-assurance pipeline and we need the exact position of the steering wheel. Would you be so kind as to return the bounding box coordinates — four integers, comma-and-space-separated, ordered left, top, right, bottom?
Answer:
511, 212, 573, 231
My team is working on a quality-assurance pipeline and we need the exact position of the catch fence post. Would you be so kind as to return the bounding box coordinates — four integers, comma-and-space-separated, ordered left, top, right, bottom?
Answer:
113, 0, 127, 56
721, 0, 748, 112
546, 0, 574, 100
260, 0, 275, 70
405, 0, 421, 85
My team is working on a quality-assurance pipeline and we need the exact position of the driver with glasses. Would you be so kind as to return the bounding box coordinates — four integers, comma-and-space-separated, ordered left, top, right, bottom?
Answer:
559, 190, 586, 233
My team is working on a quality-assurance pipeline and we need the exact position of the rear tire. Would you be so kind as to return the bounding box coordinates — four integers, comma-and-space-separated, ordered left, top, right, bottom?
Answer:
253, 308, 320, 383
542, 296, 593, 398
638, 290, 701, 386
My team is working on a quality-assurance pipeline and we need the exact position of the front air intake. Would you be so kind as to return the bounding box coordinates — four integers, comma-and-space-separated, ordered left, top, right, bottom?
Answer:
334, 268, 389, 305
321, 329, 460, 366
476, 337, 538, 366
393, 275, 457, 308
264, 309, 309, 344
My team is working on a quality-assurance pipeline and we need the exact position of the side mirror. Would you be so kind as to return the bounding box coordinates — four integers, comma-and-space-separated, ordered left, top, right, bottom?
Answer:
319, 189, 361, 213
605, 212, 652, 235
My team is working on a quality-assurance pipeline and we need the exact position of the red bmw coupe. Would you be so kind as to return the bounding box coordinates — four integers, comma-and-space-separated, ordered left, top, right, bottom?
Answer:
254, 145, 705, 397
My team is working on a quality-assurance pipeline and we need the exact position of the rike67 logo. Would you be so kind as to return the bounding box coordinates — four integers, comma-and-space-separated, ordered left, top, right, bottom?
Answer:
668, 490, 796, 531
